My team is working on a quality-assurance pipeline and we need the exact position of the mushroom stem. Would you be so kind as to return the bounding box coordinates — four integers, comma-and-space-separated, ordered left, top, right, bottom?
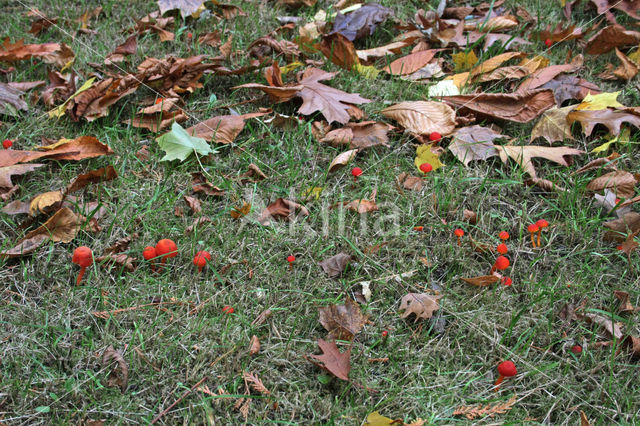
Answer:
150, 261, 156, 273
530, 232, 536, 248
537, 229, 542, 247
288, 262, 293, 271
76, 267, 86, 286
493, 374, 505, 391
198, 265, 204, 273
456, 236, 461, 246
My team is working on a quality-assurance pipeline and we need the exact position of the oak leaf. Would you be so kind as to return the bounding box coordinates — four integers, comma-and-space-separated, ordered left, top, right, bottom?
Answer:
530, 105, 576, 144
381, 101, 456, 135
308, 339, 351, 381
399, 293, 442, 322
0, 164, 44, 187
318, 297, 366, 340
497, 145, 583, 178
0, 82, 28, 116
567, 109, 640, 137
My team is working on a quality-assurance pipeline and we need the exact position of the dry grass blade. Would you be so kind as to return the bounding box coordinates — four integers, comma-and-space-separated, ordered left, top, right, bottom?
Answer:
453, 395, 517, 420
242, 371, 271, 395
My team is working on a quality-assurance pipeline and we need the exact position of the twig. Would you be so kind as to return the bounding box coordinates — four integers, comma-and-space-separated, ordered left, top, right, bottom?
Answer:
151, 376, 208, 424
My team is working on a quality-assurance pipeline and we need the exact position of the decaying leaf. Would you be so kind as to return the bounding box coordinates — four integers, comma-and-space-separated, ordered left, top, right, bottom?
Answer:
307, 339, 351, 381
187, 112, 267, 144
344, 197, 378, 214
320, 122, 392, 149
104, 35, 137, 64
0, 82, 28, 116
191, 173, 224, 197
396, 173, 424, 191
318, 252, 352, 278
102, 346, 128, 392
318, 297, 367, 340
157, 0, 207, 18
449, 126, 502, 166
66, 165, 118, 194
383, 49, 437, 76
183, 195, 202, 214
258, 198, 309, 225
0, 164, 45, 188
381, 101, 456, 135
399, 293, 442, 322
567, 109, 640, 137
586, 170, 637, 199
579, 312, 624, 340
414, 144, 445, 172
0, 38, 74, 68
230, 202, 251, 220
328, 149, 358, 173
530, 105, 576, 144
95, 253, 136, 272
497, 145, 584, 178
0, 136, 113, 168
364, 411, 402, 425
461, 275, 500, 287
585, 25, 640, 55
603, 212, 640, 242
249, 335, 260, 356
332, 3, 393, 41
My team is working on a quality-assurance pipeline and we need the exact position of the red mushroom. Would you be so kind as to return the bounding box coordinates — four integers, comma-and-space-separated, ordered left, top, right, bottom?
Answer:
571, 344, 582, 355
501, 276, 512, 287
498, 231, 509, 241
419, 163, 433, 174
193, 250, 212, 273
544, 38, 553, 47
155, 239, 178, 265
72, 246, 93, 285
287, 255, 296, 270
142, 246, 157, 272
494, 360, 517, 391
535, 219, 549, 247
490, 256, 510, 274
351, 167, 363, 183
497, 243, 508, 255
187, 32, 193, 39
527, 224, 539, 248
2, 139, 12, 149
413, 226, 424, 232
429, 132, 441, 143
454, 228, 464, 246
222, 305, 234, 314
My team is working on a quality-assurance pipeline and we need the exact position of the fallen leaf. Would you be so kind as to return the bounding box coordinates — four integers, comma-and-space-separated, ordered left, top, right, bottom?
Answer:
396, 173, 424, 191
575, 92, 623, 111
452, 50, 479, 72
187, 112, 268, 143
579, 312, 624, 340
364, 411, 400, 425
185, 217, 213, 232
383, 49, 438, 76
184, 195, 202, 214
344, 197, 378, 214
469, 52, 526, 80
453, 395, 517, 420
603, 212, 640, 242
318, 252, 352, 278
258, 198, 309, 225
540, 74, 601, 106
381, 101, 456, 135
29, 191, 64, 216
587, 171, 637, 199
599, 48, 638, 80
461, 275, 500, 287
0, 38, 74, 68
157, 0, 206, 17
399, 293, 442, 322
517, 56, 584, 92
66, 165, 118, 194
567, 109, 640, 137
332, 3, 393, 41
0, 164, 45, 187
449, 125, 502, 166
104, 35, 137, 64
102, 346, 128, 392
0, 82, 28, 116
328, 149, 358, 172
0, 136, 113, 168
315, 33, 360, 70
308, 339, 351, 381
230, 202, 251, 219
356, 41, 409, 62
249, 335, 260, 356
156, 122, 213, 162
104, 234, 138, 255
320, 121, 392, 149
497, 145, 584, 178
585, 25, 640, 55
414, 144, 445, 172
580, 410, 592, 426
319, 297, 366, 341
191, 173, 224, 197
95, 253, 136, 272
530, 105, 576, 144
589, 0, 640, 23
441, 89, 555, 123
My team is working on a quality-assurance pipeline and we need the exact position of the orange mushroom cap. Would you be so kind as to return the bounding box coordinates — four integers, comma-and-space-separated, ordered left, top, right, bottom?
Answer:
497, 360, 517, 377
72, 246, 93, 268
193, 250, 211, 267
527, 224, 539, 233
536, 219, 549, 229
494, 256, 510, 270
498, 231, 509, 240
497, 243, 508, 255
142, 246, 157, 261
351, 167, 363, 177
454, 228, 464, 237
155, 239, 178, 259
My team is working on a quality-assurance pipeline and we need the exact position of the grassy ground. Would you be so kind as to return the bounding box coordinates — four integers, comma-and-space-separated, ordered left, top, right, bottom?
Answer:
1, 0, 639, 424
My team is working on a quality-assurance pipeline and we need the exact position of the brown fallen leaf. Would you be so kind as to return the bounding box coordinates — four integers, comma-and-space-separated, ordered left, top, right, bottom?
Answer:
104, 234, 138, 255
381, 101, 456, 135
399, 293, 442, 322
517, 55, 583, 92
250, 35, 300, 61
461, 275, 500, 287
0, 82, 28, 115
191, 173, 224, 197
320, 121, 392, 149
614, 290, 637, 314
184, 195, 202, 214
448, 125, 502, 166
230, 202, 251, 220
198, 31, 221, 47
530, 105, 576, 144
0, 38, 74, 68
248, 335, 260, 356
453, 395, 517, 420
603, 212, 640, 242
344, 197, 378, 214
328, 149, 358, 173
133, 11, 175, 41
186, 112, 267, 144
258, 198, 309, 225
95, 253, 136, 272
0, 136, 113, 168
580, 410, 592, 426
441, 89, 555, 123
315, 33, 359, 70
497, 145, 584, 178
185, 217, 213, 233
586, 170, 637, 199
356, 40, 410, 62
307, 339, 351, 381
332, 2, 392, 41
66, 165, 118, 194
540, 74, 600, 106
585, 25, 640, 55
29, 191, 64, 216
599, 48, 638, 81
579, 312, 624, 340
319, 297, 367, 341
104, 35, 137, 64
396, 173, 424, 191
617, 230, 639, 265
525, 177, 567, 192
102, 346, 128, 392
469, 52, 526, 80
383, 49, 438, 75
567, 109, 640, 137
318, 252, 352, 278
0, 164, 45, 188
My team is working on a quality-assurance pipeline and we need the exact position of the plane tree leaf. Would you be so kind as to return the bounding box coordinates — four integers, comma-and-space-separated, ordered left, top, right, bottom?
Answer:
156, 122, 213, 162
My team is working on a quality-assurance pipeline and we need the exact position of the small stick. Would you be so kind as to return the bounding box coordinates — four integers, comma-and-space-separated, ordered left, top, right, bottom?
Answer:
151, 376, 208, 424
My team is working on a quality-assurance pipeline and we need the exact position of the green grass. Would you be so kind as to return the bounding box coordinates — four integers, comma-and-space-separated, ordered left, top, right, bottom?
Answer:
1, 0, 639, 424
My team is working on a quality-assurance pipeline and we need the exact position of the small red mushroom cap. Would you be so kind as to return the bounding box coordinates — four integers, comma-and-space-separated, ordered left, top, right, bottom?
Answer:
381, 330, 388, 337
536, 219, 549, 229
502, 277, 512, 287
142, 246, 157, 261
454, 228, 464, 237
527, 224, 539, 233
155, 97, 164, 105
498, 231, 510, 241
497, 360, 517, 377
494, 256, 510, 270
544, 38, 553, 47
287, 255, 296, 263
2, 139, 12, 149
351, 167, 362, 177
155, 239, 178, 259
571, 344, 583, 354
222, 305, 234, 314
193, 250, 211, 267
429, 132, 441, 142
497, 243, 508, 255
419, 163, 433, 173
72, 246, 93, 268
187, 32, 193, 38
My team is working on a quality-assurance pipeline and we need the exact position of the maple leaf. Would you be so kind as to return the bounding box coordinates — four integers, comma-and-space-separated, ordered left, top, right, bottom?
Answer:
399, 293, 442, 322
156, 122, 213, 162
318, 252, 352, 278
415, 144, 445, 172
308, 339, 351, 381
449, 125, 502, 166
497, 145, 584, 178
318, 297, 367, 341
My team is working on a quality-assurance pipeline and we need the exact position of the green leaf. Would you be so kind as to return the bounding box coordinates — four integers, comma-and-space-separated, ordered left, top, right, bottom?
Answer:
317, 374, 331, 384
156, 122, 213, 162
35, 406, 50, 413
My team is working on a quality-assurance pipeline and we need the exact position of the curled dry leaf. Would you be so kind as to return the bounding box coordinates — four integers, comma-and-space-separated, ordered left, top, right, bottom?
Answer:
518, 55, 584, 92
318, 297, 367, 341
603, 212, 640, 242
461, 275, 500, 287
240, 164, 268, 183
579, 312, 624, 340
586, 170, 637, 199
66, 165, 118, 194
320, 121, 392, 150
497, 145, 584, 178
396, 173, 424, 191
0, 38, 74, 68
525, 177, 567, 192
399, 293, 442, 322
307, 339, 351, 381
318, 252, 352, 278
102, 346, 128, 392
191, 173, 224, 197
95, 253, 136, 272
448, 125, 502, 166
105, 234, 138, 255
441, 89, 555, 123
344, 197, 378, 214
567, 109, 640, 137
332, 3, 393, 41
315, 33, 360, 70
183, 195, 202, 214
0, 82, 28, 116
187, 112, 268, 144
249, 335, 260, 356
453, 395, 517, 420
383, 49, 438, 76
585, 25, 640, 55
104, 35, 137, 64
381, 101, 456, 135
530, 105, 576, 144
0, 136, 113, 168
29, 191, 64, 216
0, 164, 45, 188
328, 149, 358, 173
230, 202, 251, 220
258, 198, 309, 225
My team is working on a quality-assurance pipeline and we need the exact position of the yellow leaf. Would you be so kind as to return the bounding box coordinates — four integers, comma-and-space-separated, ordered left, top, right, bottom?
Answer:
280, 61, 304, 74
575, 91, 623, 111
447, 72, 471, 88
591, 128, 631, 153
303, 186, 324, 200
415, 144, 444, 172
29, 191, 64, 216
365, 411, 396, 425
230, 202, 251, 219
190, 3, 207, 18
354, 64, 380, 79
452, 51, 478, 72
628, 46, 640, 64
48, 77, 96, 119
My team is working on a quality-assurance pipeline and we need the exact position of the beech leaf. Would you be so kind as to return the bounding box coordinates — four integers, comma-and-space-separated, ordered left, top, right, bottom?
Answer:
381, 101, 456, 135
